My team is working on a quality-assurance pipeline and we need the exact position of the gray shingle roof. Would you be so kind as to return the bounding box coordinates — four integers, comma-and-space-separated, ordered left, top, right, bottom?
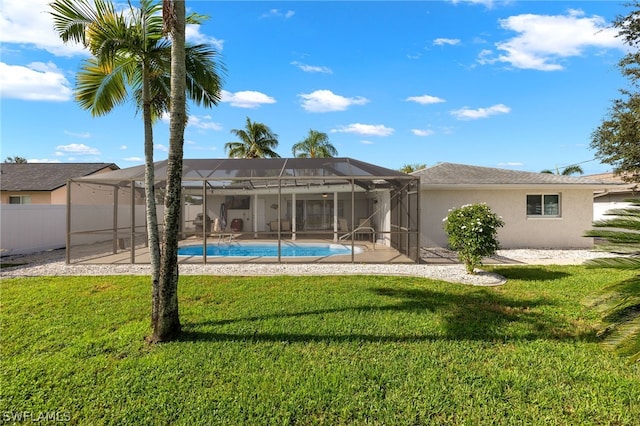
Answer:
0, 163, 119, 191
412, 162, 616, 187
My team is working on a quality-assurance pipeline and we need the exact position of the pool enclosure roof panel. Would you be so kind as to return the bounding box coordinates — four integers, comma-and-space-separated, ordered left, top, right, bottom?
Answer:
73, 158, 414, 183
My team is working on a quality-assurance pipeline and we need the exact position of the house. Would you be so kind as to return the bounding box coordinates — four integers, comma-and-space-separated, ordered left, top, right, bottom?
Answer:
0, 162, 119, 204
412, 163, 622, 249
588, 172, 639, 221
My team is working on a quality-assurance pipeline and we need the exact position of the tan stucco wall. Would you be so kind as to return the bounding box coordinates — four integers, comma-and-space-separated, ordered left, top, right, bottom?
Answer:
0, 191, 51, 204
421, 188, 595, 249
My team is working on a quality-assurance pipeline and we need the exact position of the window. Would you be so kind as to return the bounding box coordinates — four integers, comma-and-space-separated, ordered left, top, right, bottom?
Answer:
8, 195, 31, 204
527, 194, 560, 217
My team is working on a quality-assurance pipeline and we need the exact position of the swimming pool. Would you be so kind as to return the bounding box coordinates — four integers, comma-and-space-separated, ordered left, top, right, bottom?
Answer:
177, 242, 362, 258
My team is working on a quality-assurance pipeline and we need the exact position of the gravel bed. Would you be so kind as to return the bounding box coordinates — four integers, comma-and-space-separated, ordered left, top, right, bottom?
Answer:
0, 248, 622, 286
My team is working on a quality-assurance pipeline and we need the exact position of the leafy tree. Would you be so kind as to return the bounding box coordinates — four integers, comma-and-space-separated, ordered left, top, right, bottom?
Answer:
291, 129, 337, 158
443, 203, 504, 274
225, 117, 280, 158
540, 165, 584, 176
152, 0, 186, 342
399, 163, 426, 174
50, 0, 223, 302
590, 1, 640, 183
4, 156, 27, 163
584, 199, 640, 362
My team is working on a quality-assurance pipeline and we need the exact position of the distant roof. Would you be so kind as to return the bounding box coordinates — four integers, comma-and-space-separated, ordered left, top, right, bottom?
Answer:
0, 163, 120, 191
412, 162, 620, 189
586, 172, 639, 194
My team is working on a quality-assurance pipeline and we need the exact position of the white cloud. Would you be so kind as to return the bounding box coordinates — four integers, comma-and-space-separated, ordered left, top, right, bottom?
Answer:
155, 144, 169, 152
0, 62, 72, 101
261, 9, 295, 19
433, 38, 460, 46
291, 61, 333, 74
124, 157, 143, 162
187, 115, 223, 131
27, 158, 61, 163
497, 162, 524, 167
361, 140, 375, 145
331, 123, 394, 137
451, 104, 511, 120
449, 0, 496, 7
406, 94, 445, 105
488, 10, 622, 71
0, 0, 88, 57
299, 90, 369, 113
120, 145, 127, 150
64, 130, 91, 138
55, 143, 100, 155
411, 129, 435, 137
186, 24, 224, 51
220, 90, 276, 108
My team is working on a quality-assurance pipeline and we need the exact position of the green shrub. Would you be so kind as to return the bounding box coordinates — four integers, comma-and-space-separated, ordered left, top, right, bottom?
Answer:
443, 203, 504, 274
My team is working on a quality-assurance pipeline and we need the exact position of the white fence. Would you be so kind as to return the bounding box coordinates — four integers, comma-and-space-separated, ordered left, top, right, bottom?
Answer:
0, 205, 66, 256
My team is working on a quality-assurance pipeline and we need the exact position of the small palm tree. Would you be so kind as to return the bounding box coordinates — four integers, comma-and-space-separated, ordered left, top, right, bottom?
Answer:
399, 163, 426, 174
541, 165, 584, 176
291, 129, 337, 158
50, 0, 224, 287
225, 117, 280, 159
4, 156, 27, 163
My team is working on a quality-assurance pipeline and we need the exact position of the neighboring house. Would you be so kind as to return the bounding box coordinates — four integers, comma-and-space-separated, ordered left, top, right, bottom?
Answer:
0, 163, 119, 204
412, 163, 623, 249
588, 172, 640, 221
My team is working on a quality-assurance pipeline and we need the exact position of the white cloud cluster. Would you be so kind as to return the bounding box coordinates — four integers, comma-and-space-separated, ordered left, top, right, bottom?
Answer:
299, 90, 369, 113
433, 38, 461, 46
451, 104, 511, 120
187, 115, 223, 131
261, 9, 295, 19
331, 123, 394, 137
291, 61, 333, 74
186, 24, 224, 51
55, 143, 100, 156
0, 62, 72, 101
483, 10, 622, 71
411, 129, 435, 137
220, 90, 276, 108
406, 95, 445, 105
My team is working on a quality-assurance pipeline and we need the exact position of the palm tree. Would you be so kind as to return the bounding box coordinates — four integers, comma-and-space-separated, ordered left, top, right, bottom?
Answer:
399, 163, 426, 174
50, 0, 223, 290
153, 0, 186, 342
541, 165, 584, 176
4, 156, 27, 163
291, 129, 337, 158
584, 198, 640, 362
225, 117, 280, 158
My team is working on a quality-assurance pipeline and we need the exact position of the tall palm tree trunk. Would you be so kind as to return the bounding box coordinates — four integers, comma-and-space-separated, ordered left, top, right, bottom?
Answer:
152, 0, 185, 342
143, 62, 161, 326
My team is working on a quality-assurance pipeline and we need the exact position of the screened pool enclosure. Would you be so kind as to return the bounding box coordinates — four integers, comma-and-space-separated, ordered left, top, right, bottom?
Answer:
67, 158, 420, 264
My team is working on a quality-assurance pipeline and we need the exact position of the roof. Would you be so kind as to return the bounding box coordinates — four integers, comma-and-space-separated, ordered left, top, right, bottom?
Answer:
72, 158, 415, 192
412, 162, 622, 189
587, 172, 639, 196
0, 163, 120, 191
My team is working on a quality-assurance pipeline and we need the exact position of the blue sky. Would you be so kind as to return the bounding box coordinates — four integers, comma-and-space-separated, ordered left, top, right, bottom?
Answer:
0, 0, 630, 174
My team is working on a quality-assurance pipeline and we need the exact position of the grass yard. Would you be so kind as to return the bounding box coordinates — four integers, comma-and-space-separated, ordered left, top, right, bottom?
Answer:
1, 266, 639, 425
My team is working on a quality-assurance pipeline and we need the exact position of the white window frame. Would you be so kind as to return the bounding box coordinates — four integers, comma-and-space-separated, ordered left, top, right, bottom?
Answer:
526, 193, 561, 218
8, 195, 31, 204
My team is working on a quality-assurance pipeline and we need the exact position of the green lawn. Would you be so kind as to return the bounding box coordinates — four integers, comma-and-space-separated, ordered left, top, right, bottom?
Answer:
1, 266, 639, 425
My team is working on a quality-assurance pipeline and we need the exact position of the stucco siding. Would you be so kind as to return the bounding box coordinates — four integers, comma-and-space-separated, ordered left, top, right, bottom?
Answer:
421, 188, 595, 249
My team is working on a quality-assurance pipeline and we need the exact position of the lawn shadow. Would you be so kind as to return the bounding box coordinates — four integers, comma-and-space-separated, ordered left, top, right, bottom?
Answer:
489, 267, 571, 281
180, 284, 594, 345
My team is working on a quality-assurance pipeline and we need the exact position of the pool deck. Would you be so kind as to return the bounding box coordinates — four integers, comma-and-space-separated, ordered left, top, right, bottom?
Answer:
70, 235, 417, 265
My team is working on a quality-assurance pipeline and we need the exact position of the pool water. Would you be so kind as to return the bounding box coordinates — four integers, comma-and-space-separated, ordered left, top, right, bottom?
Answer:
177, 242, 362, 257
